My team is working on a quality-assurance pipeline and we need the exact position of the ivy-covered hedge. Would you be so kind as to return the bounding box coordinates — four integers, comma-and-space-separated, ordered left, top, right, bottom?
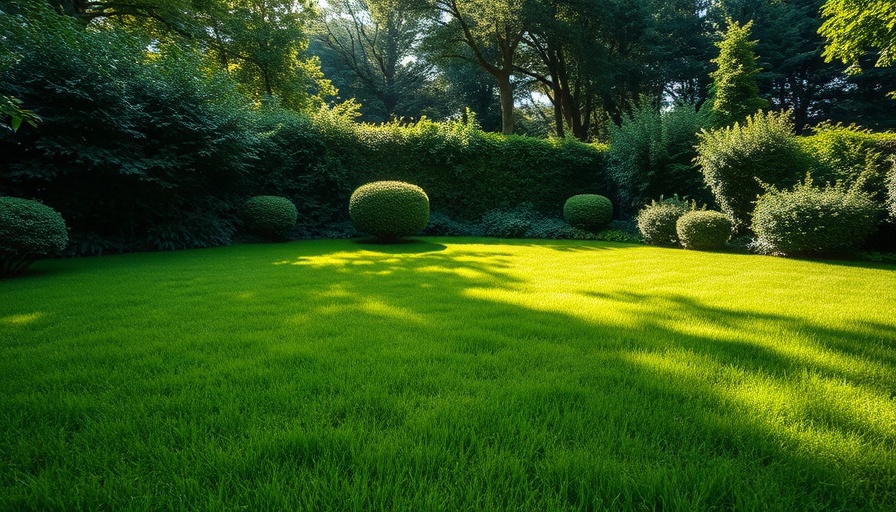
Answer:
339, 117, 609, 222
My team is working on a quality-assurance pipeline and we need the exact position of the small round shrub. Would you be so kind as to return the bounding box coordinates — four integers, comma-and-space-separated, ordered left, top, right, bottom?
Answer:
563, 194, 613, 231
243, 196, 298, 239
751, 179, 879, 256
676, 210, 732, 250
637, 195, 694, 246
349, 181, 430, 241
0, 196, 68, 277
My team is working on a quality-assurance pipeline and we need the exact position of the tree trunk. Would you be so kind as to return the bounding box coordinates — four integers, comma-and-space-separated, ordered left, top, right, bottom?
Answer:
496, 73, 514, 135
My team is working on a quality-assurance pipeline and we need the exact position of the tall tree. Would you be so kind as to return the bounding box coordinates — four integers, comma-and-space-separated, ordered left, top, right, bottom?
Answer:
707, 18, 768, 127
43, 0, 333, 111
204, 0, 334, 110
819, 0, 896, 96
313, 0, 434, 121
429, 0, 527, 134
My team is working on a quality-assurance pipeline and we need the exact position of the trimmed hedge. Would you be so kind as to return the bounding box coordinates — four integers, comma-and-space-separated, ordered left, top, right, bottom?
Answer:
676, 210, 732, 250
243, 196, 298, 240
332, 116, 609, 222
0, 196, 68, 276
751, 179, 879, 256
563, 194, 613, 231
349, 181, 430, 241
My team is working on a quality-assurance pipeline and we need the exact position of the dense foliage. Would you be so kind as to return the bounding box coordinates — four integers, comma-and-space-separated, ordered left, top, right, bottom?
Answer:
819, 0, 896, 98
242, 196, 298, 240
0, 5, 256, 254
800, 123, 896, 202
751, 179, 879, 256
0, 196, 68, 277
676, 210, 732, 250
349, 181, 430, 241
563, 194, 613, 231
888, 159, 896, 220
707, 19, 768, 128
695, 111, 809, 232
637, 195, 696, 247
607, 102, 710, 216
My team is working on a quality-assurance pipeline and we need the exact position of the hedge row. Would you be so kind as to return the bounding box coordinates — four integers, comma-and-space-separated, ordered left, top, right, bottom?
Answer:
315, 112, 609, 222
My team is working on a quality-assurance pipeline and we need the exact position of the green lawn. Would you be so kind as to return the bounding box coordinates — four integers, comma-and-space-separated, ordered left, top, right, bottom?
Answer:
2, 238, 895, 511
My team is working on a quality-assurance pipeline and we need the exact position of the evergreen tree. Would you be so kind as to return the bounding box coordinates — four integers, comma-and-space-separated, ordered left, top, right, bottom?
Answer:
707, 19, 768, 128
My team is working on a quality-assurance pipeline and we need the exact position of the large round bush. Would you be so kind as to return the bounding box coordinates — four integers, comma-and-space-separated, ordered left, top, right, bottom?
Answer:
751, 180, 878, 256
243, 196, 298, 239
637, 195, 694, 246
563, 194, 613, 231
0, 196, 68, 276
676, 210, 732, 250
349, 181, 430, 240
695, 111, 809, 232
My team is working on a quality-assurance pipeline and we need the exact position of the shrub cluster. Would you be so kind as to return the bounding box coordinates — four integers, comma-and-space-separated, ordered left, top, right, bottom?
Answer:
695, 111, 809, 231
800, 123, 896, 202
608, 101, 710, 216
243, 196, 298, 240
563, 194, 613, 231
349, 181, 430, 241
676, 211, 732, 250
637, 195, 696, 247
0, 196, 68, 277
751, 178, 879, 256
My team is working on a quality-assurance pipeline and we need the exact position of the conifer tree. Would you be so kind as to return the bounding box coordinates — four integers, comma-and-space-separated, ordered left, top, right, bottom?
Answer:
707, 19, 768, 127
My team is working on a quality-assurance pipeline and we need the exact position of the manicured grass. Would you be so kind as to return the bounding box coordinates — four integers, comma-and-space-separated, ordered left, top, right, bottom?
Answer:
2, 238, 895, 511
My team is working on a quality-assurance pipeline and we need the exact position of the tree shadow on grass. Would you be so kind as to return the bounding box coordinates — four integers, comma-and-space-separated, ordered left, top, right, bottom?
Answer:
4, 239, 896, 511
351, 238, 448, 254
255, 242, 895, 508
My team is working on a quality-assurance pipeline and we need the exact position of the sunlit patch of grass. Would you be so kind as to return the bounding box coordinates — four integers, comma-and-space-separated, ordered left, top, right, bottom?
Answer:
1, 238, 895, 510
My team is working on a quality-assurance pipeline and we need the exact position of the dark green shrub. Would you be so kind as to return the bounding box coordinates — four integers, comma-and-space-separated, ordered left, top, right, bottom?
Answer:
349, 181, 429, 241
608, 101, 710, 216
888, 159, 896, 220
637, 195, 696, 247
243, 196, 298, 240
676, 210, 733, 250
480, 204, 542, 238
751, 178, 879, 256
422, 212, 483, 237
0, 4, 258, 255
0, 196, 68, 276
563, 194, 613, 231
695, 111, 809, 231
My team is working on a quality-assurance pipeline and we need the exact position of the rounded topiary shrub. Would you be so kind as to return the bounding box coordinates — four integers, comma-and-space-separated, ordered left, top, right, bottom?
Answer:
349, 181, 430, 241
243, 196, 298, 240
751, 179, 878, 256
0, 196, 68, 277
637, 195, 694, 246
563, 194, 613, 231
676, 210, 732, 250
